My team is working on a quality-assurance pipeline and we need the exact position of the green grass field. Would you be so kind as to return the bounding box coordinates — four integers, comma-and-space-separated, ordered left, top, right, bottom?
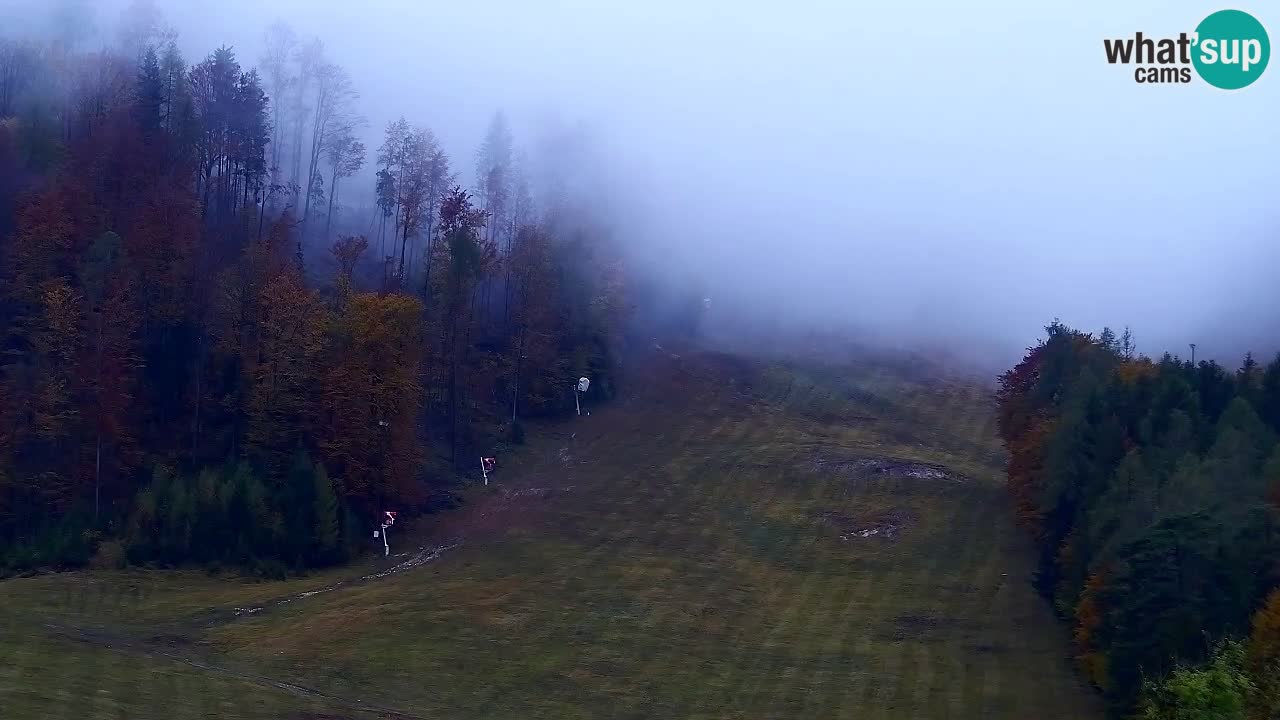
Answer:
0, 347, 1101, 719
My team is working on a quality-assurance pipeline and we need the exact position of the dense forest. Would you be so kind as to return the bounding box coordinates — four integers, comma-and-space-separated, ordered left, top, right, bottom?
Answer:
997, 322, 1280, 719
0, 18, 625, 575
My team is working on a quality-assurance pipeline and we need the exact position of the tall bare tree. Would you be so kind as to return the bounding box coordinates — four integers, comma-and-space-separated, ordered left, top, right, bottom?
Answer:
289, 38, 321, 212
259, 22, 296, 200
376, 117, 409, 280
416, 136, 453, 289
393, 126, 431, 282
502, 150, 535, 324
300, 53, 357, 244
322, 122, 366, 243
374, 167, 395, 273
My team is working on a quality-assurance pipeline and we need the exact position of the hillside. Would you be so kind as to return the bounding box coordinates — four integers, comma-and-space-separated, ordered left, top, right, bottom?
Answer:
0, 346, 1100, 719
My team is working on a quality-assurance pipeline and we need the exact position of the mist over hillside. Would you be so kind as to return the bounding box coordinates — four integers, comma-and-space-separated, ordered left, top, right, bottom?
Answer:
3, 0, 1276, 365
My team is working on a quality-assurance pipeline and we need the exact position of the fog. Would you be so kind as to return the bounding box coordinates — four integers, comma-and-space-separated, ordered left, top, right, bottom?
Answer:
4, 0, 1278, 366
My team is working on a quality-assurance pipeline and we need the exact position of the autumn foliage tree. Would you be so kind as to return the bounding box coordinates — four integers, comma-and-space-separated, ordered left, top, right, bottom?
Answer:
1248, 591, 1280, 718
326, 292, 425, 507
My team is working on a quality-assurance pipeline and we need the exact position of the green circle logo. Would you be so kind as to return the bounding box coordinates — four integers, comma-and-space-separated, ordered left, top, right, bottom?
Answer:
1193, 9, 1270, 89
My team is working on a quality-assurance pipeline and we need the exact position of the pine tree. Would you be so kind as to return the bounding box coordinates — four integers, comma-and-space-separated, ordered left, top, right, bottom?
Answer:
283, 448, 317, 563
1099, 326, 1117, 352
475, 111, 512, 249
1267, 446, 1280, 511
158, 41, 188, 139
1259, 354, 1280, 432
312, 462, 338, 562
135, 46, 163, 134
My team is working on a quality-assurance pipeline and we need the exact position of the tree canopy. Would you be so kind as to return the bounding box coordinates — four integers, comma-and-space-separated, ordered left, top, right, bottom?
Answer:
998, 322, 1280, 717
0, 25, 626, 575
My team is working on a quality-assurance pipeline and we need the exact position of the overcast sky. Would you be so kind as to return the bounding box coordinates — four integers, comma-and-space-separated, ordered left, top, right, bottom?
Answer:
3, 0, 1278, 364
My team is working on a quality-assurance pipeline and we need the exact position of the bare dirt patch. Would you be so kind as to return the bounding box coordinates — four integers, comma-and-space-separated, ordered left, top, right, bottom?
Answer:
970, 641, 1011, 655
811, 454, 963, 482
815, 509, 914, 540
885, 614, 942, 641
879, 613, 987, 644
147, 632, 195, 648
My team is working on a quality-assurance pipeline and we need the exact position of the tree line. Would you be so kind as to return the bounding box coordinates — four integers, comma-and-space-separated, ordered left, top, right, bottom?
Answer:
0, 17, 625, 575
996, 322, 1280, 718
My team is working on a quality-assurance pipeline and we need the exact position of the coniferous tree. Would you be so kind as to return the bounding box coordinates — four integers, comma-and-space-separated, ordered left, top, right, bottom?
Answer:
135, 46, 163, 134
312, 462, 338, 563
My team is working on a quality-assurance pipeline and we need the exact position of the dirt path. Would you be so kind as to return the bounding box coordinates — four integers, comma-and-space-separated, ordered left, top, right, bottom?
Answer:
36, 543, 470, 718
224, 543, 460, 625
43, 621, 427, 719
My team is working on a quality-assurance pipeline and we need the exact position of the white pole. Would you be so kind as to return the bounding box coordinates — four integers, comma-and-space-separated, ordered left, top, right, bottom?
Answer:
575, 387, 581, 416
382, 524, 389, 556
480, 457, 488, 486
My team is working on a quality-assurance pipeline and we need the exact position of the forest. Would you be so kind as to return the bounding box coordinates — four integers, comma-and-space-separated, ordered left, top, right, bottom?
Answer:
997, 322, 1280, 719
0, 18, 625, 575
